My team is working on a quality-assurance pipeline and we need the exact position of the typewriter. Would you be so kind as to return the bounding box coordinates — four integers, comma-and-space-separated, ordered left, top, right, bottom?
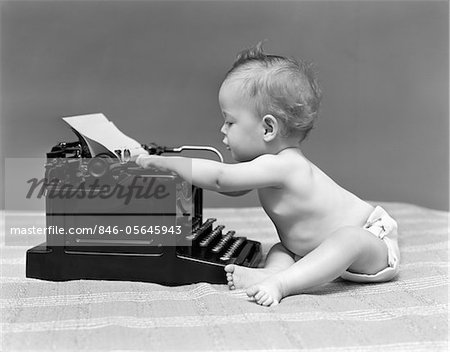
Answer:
25, 130, 262, 285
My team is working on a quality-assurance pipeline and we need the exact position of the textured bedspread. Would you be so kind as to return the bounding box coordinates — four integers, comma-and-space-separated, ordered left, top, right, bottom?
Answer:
1, 202, 448, 351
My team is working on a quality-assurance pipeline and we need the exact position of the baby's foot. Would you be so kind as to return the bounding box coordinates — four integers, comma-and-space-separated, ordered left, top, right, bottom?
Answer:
224, 264, 277, 290
246, 277, 284, 307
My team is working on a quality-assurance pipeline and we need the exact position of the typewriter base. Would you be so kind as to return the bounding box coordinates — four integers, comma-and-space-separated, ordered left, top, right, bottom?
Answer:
26, 243, 261, 286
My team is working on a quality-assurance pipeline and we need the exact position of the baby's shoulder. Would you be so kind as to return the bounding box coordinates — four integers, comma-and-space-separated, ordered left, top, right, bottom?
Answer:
255, 150, 312, 178
276, 149, 312, 171
254, 152, 306, 168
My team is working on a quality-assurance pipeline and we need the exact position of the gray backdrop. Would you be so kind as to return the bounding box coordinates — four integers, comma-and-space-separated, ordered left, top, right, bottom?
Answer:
1, 0, 448, 211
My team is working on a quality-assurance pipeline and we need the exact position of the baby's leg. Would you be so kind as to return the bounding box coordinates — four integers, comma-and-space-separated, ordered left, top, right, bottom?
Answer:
225, 242, 295, 290
247, 227, 388, 306
264, 242, 297, 270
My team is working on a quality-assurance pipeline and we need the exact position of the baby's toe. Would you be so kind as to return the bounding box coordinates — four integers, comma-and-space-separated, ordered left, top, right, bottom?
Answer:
227, 281, 235, 290
224, 264, 235, 274
269, 299, 279, 307
261, 295, 274, 307
246, 285, 259, 298
257, 292, 270, 305
254, 290, 266, 302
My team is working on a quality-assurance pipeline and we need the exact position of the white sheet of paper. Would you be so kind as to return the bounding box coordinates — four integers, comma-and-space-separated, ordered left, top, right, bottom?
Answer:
62, 113, 148, 158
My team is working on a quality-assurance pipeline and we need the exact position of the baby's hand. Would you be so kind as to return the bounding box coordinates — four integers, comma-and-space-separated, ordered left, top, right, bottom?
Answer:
135, 154, 157, 169
129, 154, 142, 163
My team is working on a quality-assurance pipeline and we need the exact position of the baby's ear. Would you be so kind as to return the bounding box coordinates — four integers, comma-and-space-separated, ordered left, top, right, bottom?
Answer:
262, 114, 278, 141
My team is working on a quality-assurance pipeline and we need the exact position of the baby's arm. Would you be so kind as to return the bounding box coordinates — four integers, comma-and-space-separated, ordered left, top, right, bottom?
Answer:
136, 154, 287, 192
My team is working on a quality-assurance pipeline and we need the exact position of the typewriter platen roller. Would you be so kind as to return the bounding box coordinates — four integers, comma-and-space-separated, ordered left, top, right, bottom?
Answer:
26, 134, 262, 285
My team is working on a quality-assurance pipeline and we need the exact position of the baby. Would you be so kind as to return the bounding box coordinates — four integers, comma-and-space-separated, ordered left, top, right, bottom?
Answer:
136, 43, 400, 306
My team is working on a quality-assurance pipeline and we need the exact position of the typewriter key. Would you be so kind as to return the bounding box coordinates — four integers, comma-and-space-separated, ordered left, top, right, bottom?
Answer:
212, 230, 235, 254
199, 225, 225, 248
186, 218, 216, 242
220, 237, 245, 262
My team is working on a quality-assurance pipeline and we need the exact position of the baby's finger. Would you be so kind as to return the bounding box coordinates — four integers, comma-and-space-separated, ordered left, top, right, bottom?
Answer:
129, 154, 141, 163
135, 154, 148, 168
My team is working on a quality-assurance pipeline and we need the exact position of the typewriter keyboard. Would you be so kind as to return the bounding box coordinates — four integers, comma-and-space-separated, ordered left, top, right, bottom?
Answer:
177, 218, 261, 267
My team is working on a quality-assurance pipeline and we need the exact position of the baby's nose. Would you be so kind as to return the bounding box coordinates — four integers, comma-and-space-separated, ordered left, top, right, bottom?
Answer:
220, 124, 227, 135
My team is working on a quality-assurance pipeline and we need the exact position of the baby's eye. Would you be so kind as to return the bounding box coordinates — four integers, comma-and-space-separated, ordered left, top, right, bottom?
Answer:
225, 121, 233, 126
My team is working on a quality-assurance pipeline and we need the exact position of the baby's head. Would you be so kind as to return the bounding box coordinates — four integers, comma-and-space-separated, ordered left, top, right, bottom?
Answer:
219, 42, 322, 161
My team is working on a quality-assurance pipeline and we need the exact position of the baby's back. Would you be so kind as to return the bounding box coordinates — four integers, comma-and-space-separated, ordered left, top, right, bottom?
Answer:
258, 150, 374, 256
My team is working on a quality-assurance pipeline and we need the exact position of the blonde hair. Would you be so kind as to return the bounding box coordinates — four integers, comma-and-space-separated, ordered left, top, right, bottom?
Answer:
225, 42, 322, 142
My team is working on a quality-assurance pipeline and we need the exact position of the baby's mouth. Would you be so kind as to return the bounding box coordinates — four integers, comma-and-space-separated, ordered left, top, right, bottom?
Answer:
223, 140, 230, 150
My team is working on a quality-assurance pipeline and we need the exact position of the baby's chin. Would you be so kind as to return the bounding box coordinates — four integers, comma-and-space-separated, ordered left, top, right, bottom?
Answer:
231, 152, 258, 163
227, 147, 261, 162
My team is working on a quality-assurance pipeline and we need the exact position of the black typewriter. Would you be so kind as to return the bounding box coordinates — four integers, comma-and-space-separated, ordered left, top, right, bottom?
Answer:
26, 130, 262, 285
